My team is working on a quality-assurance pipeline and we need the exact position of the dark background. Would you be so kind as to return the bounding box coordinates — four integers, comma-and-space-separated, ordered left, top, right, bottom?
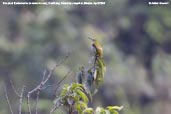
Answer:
0, 0, 171, 114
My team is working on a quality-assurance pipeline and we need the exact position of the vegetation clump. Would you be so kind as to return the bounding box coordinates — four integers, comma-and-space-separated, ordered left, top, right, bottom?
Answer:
53, 38, 123, 114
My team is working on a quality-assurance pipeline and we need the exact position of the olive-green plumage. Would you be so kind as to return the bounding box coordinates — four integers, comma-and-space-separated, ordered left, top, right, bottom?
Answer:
88, 37, 103, 58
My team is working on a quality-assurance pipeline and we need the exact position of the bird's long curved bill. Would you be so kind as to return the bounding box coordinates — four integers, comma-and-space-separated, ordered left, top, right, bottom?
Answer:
88, 37, 95, 41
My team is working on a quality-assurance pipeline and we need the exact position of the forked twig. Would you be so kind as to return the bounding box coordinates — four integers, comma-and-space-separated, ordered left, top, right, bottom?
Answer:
9, 80, 26, 114
41, 69, 72, 91
19, 86, 26, 114
27, 53, 70, 114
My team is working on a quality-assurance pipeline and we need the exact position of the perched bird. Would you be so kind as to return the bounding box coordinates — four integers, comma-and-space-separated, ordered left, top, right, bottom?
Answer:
88, 37, 103, 58
76, 38, 106, 96
84, 38, 106, 95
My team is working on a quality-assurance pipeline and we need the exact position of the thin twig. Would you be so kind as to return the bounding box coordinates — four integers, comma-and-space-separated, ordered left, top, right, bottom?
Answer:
34, 69, 47, 114
35, 90, 40, 114
41, 69, 72, 91
27, 53, 70, 114
19, 85, 26, 114
10, 80, 26, 114
49, 105, 60, 114
41, 84, 55, 90
49, 70, 72, 114
27, 92, 31, 114
10, 79, 20, 97
28, 53, 70, 95
42, 70, 47, 82
9, 79, 26, 114
53, 69, 72, 97
4, 87, 14, 114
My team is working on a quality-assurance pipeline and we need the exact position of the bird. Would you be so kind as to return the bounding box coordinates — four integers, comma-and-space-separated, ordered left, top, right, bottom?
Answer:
88, 37, 103, 58
76, 38, 106, 96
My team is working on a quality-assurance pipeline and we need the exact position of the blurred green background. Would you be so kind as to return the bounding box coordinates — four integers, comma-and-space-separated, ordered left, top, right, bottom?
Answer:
0, 0, 171, 114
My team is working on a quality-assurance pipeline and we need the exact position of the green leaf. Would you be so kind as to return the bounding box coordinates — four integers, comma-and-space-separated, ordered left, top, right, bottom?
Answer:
108, 110, 119, 114
60, 84, 69, 96
96, 58, 106, 74
74, 101, 87, 114
75, 89, 89, 104
95, 107, 106, 114
106, 106, 123, 114
82, 108, 94, 114
105, 110, 111, 114
71, 83, 84, 91
106, 106, 123, 111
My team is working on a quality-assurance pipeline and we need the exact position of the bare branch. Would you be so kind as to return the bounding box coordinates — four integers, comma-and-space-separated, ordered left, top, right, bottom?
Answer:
48, 70, 72, 114
10, 79, 20, 97
42, 69, 47, 82
41, 69, 72, 91
19, 85, 26, 114
27, 92, 31, 114
34, 69, 47, 114
4, 87, 14, 114
27, 53, 70, 114
35, 91, 40, 114
49, 105, 60, 114
28, 53, 70, 95
9, 80, 26, 114
41, 84, 55, 90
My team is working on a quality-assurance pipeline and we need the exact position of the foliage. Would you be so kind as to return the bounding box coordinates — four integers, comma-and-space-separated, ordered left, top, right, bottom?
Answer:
53, 39, 123, 114
54, 83, 123, 114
